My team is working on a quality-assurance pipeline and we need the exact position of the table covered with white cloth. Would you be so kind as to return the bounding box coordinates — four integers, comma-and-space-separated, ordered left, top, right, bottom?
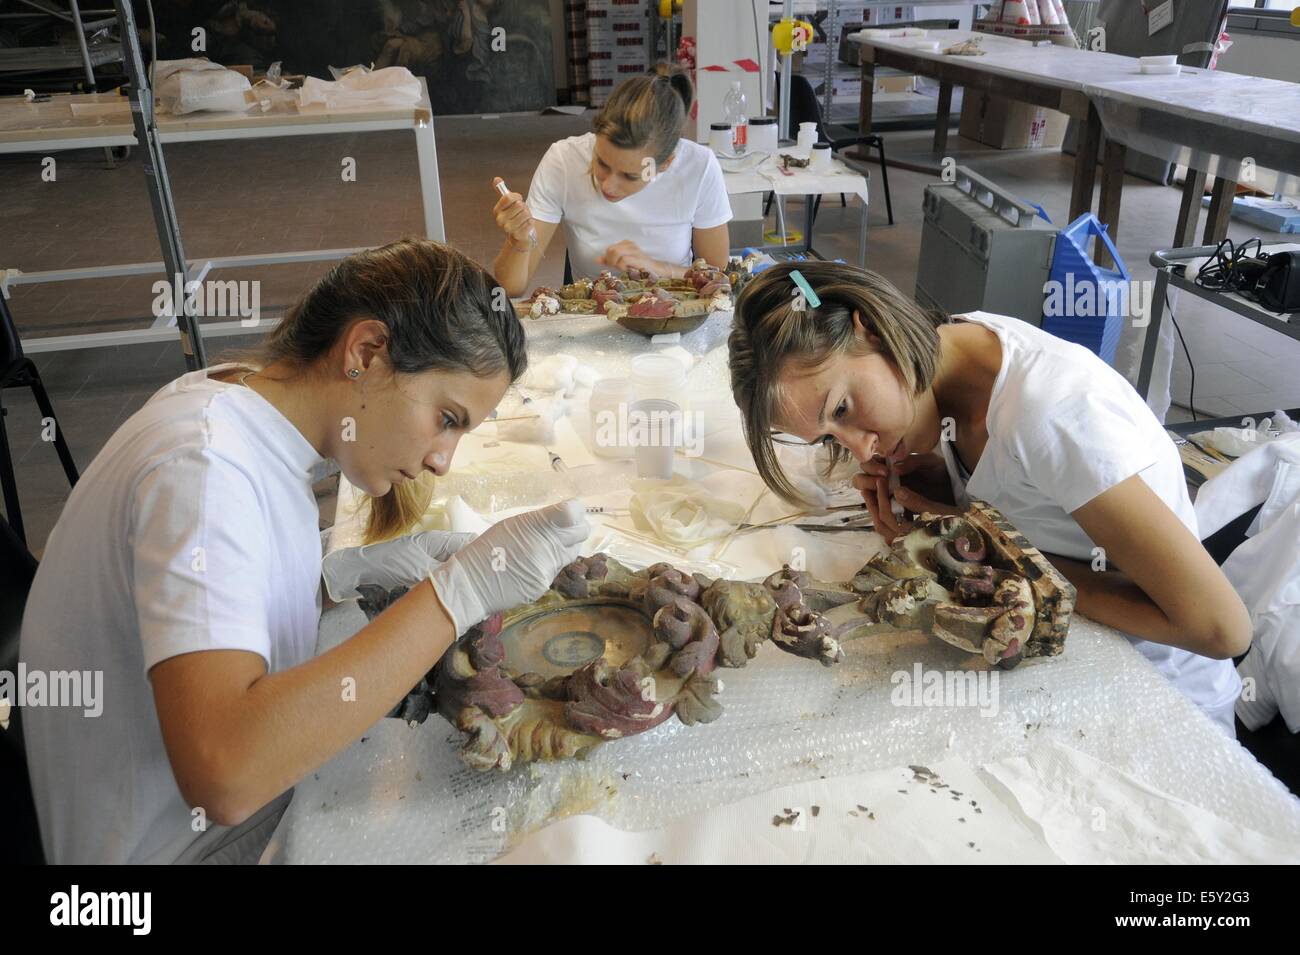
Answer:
264, 310, 1300, 864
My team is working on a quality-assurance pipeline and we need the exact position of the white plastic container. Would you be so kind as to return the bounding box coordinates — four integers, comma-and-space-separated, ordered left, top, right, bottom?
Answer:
1139, 55, 1181, 75
796, 121, 818, 151
589, 378, 633, 459
630, 353, 687, 404
810, 142, 832, 171
749, 116, 778, 153
708, 122, 732, 156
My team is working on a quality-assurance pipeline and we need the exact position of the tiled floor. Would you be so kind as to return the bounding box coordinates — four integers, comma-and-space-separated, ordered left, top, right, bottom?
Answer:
2, 114, 1297, 554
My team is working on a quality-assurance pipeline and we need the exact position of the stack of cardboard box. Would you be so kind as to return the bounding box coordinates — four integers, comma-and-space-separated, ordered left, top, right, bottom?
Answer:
586, 0, 651, 106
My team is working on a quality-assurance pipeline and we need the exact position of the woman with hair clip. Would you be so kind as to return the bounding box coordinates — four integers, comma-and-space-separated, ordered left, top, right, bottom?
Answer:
20, 239, 591, 864
727, 261, 1251, 733
491, 64, 732, 296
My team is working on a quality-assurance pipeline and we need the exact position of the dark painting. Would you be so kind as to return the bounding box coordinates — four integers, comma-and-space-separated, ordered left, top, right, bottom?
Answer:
148, 1, 555, 115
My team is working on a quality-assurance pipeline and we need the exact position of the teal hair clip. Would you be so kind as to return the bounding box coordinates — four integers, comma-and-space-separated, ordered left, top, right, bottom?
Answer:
790, 270, 821, 309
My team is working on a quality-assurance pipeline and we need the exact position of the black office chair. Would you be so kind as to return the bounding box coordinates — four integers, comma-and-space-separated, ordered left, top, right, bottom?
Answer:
0, 512, 45, 863
0, 293, 79, 544
768, 72, 894, 227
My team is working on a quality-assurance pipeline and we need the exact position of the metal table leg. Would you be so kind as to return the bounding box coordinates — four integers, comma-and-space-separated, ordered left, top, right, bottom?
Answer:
1135, 267, 1170, 400
413, 117, 446, 241
859, 193, 868, 267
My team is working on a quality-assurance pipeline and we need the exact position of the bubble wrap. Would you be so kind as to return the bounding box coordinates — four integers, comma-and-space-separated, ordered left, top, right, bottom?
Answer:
284, 312, 1300, 862
275, 603, 1300, 864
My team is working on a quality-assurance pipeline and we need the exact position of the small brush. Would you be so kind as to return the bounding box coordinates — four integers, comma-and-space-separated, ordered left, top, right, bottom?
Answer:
494, 178, 538, 247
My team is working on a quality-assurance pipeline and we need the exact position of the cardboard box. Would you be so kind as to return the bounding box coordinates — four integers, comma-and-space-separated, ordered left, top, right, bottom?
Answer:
959, 91, 1068, 150
585, 0, 649, 21
874, 73, 916, 94
585, 24, 646, 50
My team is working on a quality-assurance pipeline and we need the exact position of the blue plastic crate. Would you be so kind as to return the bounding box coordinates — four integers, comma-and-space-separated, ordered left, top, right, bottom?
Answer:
1040, 213, 1129, 366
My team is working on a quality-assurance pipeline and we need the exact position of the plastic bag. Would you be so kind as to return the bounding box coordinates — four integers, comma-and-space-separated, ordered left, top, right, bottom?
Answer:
298, 66, 421, 110
154, 58, 252, 114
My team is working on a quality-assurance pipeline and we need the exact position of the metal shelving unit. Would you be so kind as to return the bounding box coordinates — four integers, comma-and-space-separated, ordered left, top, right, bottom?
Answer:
0, 1, 122, 91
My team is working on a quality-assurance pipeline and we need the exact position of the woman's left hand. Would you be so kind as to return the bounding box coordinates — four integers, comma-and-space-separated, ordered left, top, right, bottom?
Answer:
322, 530, 478, 601
598, 240, 665, 276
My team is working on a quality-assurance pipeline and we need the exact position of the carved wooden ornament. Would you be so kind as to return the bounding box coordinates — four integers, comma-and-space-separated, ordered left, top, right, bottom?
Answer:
361, 501, 1075, 772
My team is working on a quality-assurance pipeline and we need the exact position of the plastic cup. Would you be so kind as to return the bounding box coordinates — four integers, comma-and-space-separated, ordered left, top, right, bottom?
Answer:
589, 378, 633, 459
629, 398, 681, 479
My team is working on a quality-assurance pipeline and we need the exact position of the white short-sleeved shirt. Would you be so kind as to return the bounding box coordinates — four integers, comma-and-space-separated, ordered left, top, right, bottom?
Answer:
20, 365, 325, 863
938, 312, 1240, 732
526, 132, 732, 281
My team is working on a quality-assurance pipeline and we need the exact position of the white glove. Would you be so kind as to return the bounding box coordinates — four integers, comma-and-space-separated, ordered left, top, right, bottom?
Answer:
429, 499, 591, 635
322, 530, 478, 602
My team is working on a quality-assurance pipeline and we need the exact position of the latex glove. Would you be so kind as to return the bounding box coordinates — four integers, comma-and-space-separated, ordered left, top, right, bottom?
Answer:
429, 499, 591, 635
322, 530, 478, 602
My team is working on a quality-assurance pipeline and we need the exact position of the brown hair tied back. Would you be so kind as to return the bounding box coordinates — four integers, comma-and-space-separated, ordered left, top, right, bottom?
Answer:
727, 261, 949, 507
592, 63, 693, 166
223, 238, 527, 543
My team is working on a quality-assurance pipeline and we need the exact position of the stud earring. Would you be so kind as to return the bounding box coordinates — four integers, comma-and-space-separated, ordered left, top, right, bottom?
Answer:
348, 368, 361, 379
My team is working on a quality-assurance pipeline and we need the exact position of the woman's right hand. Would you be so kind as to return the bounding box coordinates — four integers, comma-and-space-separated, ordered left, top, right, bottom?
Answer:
492, 177, 536, 250
852, 452, 952, 542
428, 499, 591, 635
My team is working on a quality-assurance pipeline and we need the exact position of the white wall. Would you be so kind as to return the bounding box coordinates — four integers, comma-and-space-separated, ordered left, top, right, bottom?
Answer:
685, 0, 768, 143
1217, 32, 1300, 84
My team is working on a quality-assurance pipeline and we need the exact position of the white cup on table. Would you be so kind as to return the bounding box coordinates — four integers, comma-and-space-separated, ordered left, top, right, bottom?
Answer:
629, 398, 681, 480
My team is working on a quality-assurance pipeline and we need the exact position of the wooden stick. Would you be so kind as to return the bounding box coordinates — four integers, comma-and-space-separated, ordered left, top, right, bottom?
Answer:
673, 450, 760, 475
712, 488, 767, 560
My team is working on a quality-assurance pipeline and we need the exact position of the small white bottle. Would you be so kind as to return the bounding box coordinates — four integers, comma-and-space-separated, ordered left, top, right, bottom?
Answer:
723, 81, 748, 156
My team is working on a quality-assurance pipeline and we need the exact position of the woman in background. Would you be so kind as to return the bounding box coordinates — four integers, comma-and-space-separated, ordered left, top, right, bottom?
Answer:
491, 64, 732, 296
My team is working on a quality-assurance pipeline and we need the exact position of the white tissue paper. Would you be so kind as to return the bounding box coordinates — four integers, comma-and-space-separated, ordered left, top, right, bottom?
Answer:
629, 475, 749, 546
298, 66, 421, 110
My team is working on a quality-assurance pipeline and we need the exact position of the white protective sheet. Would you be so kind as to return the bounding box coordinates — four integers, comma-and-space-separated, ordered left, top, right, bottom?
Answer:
497, 740, 1300, 864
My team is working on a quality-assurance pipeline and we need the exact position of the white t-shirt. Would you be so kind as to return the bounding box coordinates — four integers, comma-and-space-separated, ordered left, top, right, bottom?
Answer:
526, 132, 732, 281
20, 365, 325, 863
938, 312, 1240, 732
